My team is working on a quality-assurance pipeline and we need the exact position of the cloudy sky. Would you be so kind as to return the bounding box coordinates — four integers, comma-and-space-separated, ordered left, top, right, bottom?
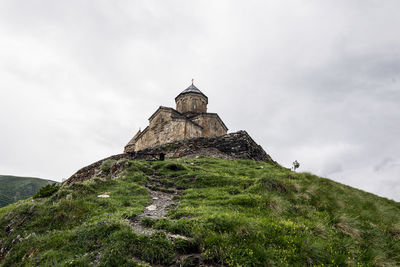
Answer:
0, 1, 399, 201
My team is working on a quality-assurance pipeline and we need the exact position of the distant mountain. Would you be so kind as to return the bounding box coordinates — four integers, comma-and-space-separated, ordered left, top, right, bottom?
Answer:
0, 175, 58, 208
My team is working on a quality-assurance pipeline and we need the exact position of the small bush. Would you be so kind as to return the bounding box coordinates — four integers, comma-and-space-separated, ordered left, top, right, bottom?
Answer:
69, 183, 96, 195
256, 174, 289, 194
141, 217, 156, 228
33, 183, 60, 199
173, 237, 199, 254
205, 214, 239, 233
165, 163, 185, 171
101, 159, 116, 174
135, 232, 175, 265
227, 187, 241, 195
53, 210, 69, 222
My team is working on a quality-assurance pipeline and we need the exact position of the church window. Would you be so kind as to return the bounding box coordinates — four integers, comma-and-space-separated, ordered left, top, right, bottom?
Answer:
182, 99, 186, 112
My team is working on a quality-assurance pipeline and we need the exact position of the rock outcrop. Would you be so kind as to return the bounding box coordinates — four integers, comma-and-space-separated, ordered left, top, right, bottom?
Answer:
65, 131, 275, 185
133, 130, 273, 161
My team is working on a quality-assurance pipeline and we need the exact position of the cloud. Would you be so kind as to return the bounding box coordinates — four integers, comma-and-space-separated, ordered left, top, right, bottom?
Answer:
0, 1, 399, 201
331, 162, 400, 201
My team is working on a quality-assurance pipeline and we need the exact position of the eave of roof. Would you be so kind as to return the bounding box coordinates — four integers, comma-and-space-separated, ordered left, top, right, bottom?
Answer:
175, 84, 208, 102
148, 106, 203, 129
133, 126, 149, 141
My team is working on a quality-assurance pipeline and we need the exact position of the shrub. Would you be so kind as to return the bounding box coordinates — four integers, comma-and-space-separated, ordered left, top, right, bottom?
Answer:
256, 174, 289, 194
101, 159, 116, 174
33, 183, 60, 199
227, 187, 241, 195
173, 237, 199, 254
135, 232, 175, 264
205, 214, 240, 233
124, 173, 148, 184
165, 163, 185, 171
141, 217, 156, 228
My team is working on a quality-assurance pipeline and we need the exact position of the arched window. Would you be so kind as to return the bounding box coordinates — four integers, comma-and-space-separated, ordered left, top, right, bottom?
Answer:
182, 99, 186, 112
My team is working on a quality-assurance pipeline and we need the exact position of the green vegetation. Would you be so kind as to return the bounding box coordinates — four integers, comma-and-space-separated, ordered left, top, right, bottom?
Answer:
33, 183, 60, 199
100, 159, 116, 174
0, 175, 57, 208
1, 158, 399, 266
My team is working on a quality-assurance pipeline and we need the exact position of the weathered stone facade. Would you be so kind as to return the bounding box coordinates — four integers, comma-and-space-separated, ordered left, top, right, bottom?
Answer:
132, 131, 274, 162
124, 83, 228, 152
176, 92, 207, 115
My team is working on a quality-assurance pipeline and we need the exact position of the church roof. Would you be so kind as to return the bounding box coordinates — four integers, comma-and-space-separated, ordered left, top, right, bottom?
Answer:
175, 83, 208, 101
181, 84, 204, 95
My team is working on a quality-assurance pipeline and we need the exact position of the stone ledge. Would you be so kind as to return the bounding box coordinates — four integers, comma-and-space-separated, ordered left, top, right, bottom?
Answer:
132, 130, 274, 162
64, 131, 276, 185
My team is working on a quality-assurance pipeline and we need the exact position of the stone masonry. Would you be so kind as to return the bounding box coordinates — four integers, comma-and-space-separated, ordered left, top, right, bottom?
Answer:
124, 83, 228, 152
65, 131, 276, 185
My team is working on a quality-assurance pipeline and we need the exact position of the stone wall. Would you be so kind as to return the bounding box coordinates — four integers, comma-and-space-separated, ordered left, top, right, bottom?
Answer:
126, 109, 228, 153
66, 131, 277, 185
192, 113, 227, 137
133, 131, 273, 162
132, 108, 202, 152
176, 92, 207, 114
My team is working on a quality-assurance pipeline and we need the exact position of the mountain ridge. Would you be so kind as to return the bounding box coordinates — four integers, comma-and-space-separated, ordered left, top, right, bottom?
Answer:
0, 175, 58, 208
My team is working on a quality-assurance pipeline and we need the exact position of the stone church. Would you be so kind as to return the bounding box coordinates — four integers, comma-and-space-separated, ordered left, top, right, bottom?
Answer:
124, 82, 228, 152
66, 82, 272, 184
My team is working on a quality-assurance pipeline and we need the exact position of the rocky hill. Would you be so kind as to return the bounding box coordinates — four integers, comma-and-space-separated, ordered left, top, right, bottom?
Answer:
0, 175, 57, 208
0, 157, 399, 266
65, 131, 276, 185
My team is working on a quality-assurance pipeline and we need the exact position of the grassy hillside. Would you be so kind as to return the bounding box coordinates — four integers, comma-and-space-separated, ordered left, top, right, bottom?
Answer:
0, 158, 399, 266
0, 175, 57, 208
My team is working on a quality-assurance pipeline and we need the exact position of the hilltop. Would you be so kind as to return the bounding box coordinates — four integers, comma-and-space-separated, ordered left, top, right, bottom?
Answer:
0, 158, 399, 266
0, 175, 57, 208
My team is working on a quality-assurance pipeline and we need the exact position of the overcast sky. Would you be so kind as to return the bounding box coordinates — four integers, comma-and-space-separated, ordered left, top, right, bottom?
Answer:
0, 1, 399, 201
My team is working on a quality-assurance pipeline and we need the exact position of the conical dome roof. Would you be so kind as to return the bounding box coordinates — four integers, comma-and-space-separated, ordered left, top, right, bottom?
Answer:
175, 82, 208, 102
180, 84, 204, 95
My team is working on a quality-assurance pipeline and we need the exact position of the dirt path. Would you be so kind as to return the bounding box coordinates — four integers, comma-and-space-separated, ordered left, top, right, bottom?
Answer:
129, 174, 208, 266
131, 189, 177, 235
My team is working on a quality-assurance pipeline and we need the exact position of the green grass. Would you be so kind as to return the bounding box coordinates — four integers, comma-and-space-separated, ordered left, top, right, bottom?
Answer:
0, 175, 57, 208
1, 158, 399, 266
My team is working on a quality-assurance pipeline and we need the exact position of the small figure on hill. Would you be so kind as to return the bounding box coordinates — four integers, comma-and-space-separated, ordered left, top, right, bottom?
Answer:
292, 160, 300, 172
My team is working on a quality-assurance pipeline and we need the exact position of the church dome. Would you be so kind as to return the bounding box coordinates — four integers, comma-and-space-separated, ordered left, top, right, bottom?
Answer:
175, 83, 208, 103
175, 81, 208, 114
